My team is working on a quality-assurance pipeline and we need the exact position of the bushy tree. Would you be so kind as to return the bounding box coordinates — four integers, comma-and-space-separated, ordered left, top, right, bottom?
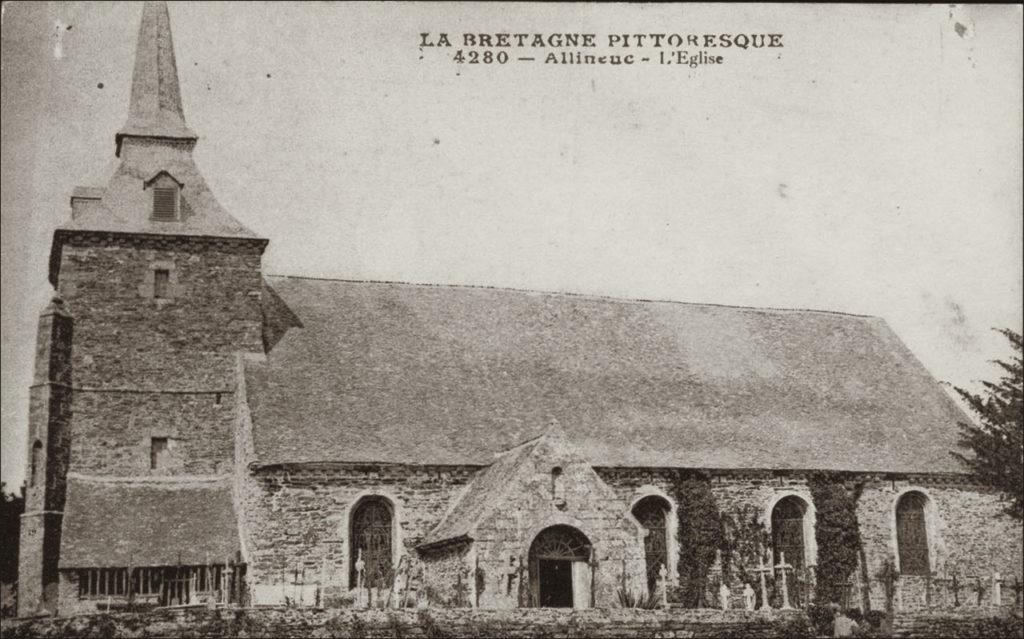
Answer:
953, 328, 1024, 519
1, 482, 25, 617
672, 472, 724, 608
809, 476, 862, 606
0, 483, 24, 583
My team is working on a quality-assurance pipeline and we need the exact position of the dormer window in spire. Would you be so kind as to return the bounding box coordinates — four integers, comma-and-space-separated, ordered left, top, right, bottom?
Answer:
144, 171, 184, 222
152, 186, 178, 220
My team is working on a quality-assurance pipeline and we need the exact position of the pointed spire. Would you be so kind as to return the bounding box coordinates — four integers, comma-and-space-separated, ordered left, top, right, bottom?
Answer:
115, 1, 197, 156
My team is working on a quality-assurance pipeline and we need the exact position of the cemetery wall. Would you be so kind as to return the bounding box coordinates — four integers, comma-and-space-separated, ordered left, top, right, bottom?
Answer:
0, 606, 811, 638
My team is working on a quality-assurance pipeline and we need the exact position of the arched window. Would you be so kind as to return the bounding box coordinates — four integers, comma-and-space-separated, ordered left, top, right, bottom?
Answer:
349, 497, 394, 589
771, 496, 807, 569
30, 440, 43, 487
632, 495, 670, 592
896, 492, 930, 575
551, 467, 564, 502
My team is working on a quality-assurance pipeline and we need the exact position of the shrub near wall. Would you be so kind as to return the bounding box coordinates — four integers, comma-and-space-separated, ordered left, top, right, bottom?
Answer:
809, 475, 863, 606
671, 472, 725, 608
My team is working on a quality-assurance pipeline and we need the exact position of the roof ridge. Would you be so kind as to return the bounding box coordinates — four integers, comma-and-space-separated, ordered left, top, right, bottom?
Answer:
263, 273, 878, 319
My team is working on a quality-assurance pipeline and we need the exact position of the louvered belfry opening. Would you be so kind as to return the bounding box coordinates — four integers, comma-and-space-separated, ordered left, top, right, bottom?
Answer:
152, 186, 178, 220
896, 491, 930, 575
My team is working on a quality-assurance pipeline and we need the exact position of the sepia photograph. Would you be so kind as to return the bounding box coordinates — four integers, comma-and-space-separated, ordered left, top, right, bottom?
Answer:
1, 2, 1021, 637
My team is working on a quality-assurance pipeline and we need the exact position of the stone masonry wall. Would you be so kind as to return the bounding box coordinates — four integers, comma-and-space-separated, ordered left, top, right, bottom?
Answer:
468, 436, 647, 610
857, 479, 1024, 611
56, 233, 265, 390
70, 390, 235, 476
54, 233, 265, 479
419, 542, 473, 607
238, 460, 1022, 612
2, 606, 812, 638
597, 468, 1024, 611
241, 465, 478, 590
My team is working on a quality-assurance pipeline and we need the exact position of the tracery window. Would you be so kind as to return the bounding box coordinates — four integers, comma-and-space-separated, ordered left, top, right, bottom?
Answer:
349, 497, 394, 589
531, 525, 591, 561
632, 495, 670, 591
896, 491, 930, 575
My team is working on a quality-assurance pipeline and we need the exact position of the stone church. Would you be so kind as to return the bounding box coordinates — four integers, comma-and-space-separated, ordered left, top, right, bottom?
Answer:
18, 2, 1022, 618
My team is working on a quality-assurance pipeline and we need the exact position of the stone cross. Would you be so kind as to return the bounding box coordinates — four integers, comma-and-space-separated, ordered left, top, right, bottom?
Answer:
743, 583, 756, 611
972, 576, 987, 607
659, 563, 669, 609
991, 572, 1003, 607
503, 556, 519, 597
775, 551, 794, 610
755, 557, 773, 611
950, 572, 963, 607
720, 581, 731, 610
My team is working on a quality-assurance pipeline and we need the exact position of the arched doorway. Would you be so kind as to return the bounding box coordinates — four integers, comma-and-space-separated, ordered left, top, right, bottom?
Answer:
349, 497, 394, 590
528, 525, 592, 608
632, 495, 670, 592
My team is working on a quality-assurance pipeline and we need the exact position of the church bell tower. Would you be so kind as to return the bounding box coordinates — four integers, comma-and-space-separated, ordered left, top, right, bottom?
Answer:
19, 2, 266, 615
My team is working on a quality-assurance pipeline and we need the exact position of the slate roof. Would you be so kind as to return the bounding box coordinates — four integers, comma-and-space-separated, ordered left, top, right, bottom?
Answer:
246, 276, 971, 474
51, 2, 261, 253
55, 149, 261, 242
420, 437, 542, 549
115, 2, 196, 155
59, 477, 240, 568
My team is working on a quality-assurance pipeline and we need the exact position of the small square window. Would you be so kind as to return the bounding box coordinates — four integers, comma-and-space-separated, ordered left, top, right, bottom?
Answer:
150, 437, 169, 469
153, 269, 170, 299
152, 187, 178, 220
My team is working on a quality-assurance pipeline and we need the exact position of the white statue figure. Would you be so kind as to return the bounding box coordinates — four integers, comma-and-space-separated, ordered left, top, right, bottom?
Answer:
720, 581, 731, 610
354, 549, 367, 608
743, 583, 756, 611
756, 557, 773, 611
992, 571, 1003, 607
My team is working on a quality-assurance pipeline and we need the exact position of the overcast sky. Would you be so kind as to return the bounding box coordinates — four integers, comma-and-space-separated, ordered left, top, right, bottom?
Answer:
2, 3, 1021, 487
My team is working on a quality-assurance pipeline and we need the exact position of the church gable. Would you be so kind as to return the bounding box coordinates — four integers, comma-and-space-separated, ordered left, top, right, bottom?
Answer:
418, 428, 648, 608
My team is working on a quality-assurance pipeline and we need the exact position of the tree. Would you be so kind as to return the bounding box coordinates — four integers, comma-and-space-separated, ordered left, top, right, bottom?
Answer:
0, 482, 25, 617
809, 476, 862, 606
672, 472, 724, 608
953, 328, 1024, 519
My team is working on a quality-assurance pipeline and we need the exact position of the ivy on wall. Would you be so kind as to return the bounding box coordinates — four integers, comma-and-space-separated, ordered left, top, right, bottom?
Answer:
809, 475, 863, 605
671, 472, 724, 607
721, 504, 770, 587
